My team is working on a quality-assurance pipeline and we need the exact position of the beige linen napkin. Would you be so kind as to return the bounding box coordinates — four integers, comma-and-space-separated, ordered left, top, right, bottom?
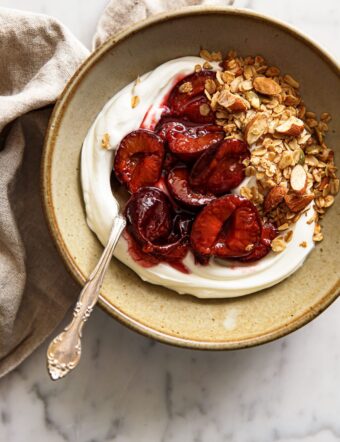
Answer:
0, 7, 88, 378
0, 0, 232, 378
94, 0, 234, 48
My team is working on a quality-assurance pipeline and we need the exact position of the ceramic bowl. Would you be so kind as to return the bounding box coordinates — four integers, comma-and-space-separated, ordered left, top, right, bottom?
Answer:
42, 6, 340, 349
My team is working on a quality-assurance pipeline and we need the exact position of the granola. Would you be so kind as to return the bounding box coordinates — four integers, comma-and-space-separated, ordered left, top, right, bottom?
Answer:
198, 49, 338, 251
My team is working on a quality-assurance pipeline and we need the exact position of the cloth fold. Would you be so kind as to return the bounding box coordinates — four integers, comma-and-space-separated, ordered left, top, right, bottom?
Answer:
0, 0, 232, 378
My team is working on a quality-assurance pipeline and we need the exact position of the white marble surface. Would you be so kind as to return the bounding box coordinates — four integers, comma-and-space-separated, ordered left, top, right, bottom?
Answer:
0, 1, 340, 441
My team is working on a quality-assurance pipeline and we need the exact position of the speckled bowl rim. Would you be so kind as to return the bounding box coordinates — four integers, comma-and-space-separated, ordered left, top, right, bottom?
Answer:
42, 6, 340, 350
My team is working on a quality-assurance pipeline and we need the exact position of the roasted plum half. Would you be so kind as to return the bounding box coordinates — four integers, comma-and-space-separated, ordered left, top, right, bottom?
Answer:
157, 119, 224, 161
190, 138, 250, 195
125, 187, 191, 262
114, 129, 165, 193
190, 194, 262, 259
166, 166, 216, 209
240, 223, 277, 262
167, 71, 216, 123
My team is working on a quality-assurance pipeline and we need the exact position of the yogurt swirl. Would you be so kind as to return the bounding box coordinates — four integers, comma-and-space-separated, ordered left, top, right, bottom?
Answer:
81, 56, 314, 298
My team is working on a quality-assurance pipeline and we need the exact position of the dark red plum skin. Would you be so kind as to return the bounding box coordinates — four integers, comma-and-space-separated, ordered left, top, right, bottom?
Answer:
190, 194, 262, 259
125, 187, 191, 262
166, 166, 216, 209
190, 138, 250, 195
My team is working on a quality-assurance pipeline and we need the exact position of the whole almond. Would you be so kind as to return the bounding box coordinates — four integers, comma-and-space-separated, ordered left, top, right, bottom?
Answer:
284, 193, 314, 212
253, 76, 282, 96
276, 117, 304, 137
264, 185, 288, 212
244, 113, 268, 145
290, 164, 307, 193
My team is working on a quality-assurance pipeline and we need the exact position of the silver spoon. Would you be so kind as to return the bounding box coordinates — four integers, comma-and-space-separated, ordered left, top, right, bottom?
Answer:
46, 213, 126, 380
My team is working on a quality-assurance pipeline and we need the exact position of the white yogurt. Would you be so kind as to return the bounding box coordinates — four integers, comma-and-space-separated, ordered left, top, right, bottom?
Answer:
81, 56, 314, 299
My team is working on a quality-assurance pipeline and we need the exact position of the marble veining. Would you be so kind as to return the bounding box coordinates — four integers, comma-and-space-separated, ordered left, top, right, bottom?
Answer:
1, 300, 340, 442
0, 1, 339, 441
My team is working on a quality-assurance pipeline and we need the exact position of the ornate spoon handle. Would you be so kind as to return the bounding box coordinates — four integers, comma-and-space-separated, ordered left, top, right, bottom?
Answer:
47, 214, 126, 380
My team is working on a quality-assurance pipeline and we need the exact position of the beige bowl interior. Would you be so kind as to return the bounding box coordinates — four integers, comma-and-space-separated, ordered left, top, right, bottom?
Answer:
43, 7, 340, 349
